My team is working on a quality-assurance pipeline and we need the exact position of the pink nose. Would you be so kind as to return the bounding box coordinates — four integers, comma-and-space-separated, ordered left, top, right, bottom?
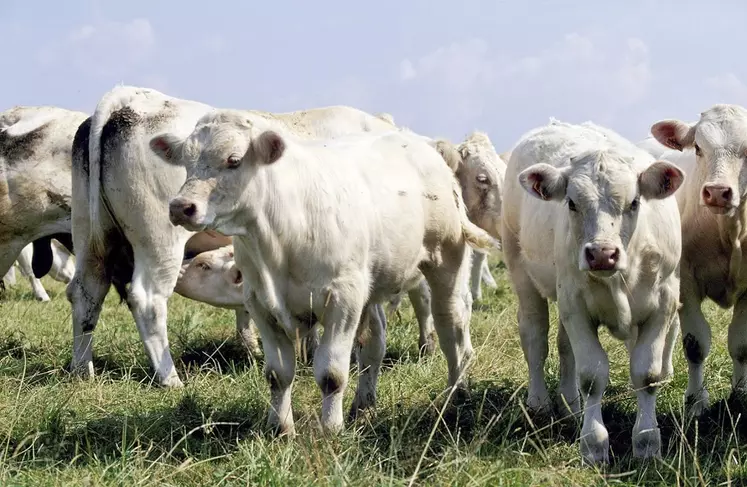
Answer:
585, 244, 620, 271
169, 197, 198, 226
702, 184, 733, 208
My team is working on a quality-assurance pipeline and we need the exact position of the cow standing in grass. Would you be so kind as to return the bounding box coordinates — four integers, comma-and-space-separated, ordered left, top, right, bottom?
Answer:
152, 112, 499, 434
651, 104, 747, 417
502, 119, 684, 464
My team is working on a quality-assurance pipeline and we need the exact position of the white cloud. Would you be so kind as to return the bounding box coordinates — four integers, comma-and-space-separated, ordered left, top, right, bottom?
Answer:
37, 18, 156, 78
706, 73, 747, 104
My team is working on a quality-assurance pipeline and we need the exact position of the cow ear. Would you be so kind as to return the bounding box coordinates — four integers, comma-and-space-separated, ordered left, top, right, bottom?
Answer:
224, 264, 243, 286
251, 131, 286, 165
518, 163, 568, 201
433, 139, 462, 173
639, 161, 685, 200
149, 133, 184, 164
650, 120, 694, 152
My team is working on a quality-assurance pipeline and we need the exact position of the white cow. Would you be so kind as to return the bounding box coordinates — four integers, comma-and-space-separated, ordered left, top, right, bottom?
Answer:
3, 239, 76, 301
0, 106, 84, 285
67, 85, 405, 388
502, 119, 684, 464
151, 112, 500, 434
650, 104, 747, 417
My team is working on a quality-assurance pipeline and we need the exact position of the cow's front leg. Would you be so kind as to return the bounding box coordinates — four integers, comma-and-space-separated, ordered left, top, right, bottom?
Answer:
350, 303, 387, 419
629, 289, 676, 459
234, 308, 262, 360
248, 296, 297, 435
561, 302, 610, 465
314, 286, 365, 433
728, 294, 747, 400
556, 319, 580, 416
407, 279, 436, 355
470, 250, 487, 301
679, 275, 711, 418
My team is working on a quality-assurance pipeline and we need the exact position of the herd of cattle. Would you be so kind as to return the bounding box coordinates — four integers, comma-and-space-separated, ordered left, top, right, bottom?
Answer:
0, 84, 745, 465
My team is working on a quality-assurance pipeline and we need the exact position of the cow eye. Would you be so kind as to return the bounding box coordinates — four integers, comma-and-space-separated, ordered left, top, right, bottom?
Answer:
629, 197, 640, 212
694, 143, 702, 157
227, 155, 242, 168
476, 174, 489, 184
567, 198, 577, 212
197, 262, 211, 271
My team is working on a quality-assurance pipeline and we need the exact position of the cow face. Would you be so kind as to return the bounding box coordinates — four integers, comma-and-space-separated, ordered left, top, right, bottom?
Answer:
175, 246, 244, 308
652, 104, 747, 217
456, 134, 506, 239
518, 150, 684, 277
150, 111, 286, 235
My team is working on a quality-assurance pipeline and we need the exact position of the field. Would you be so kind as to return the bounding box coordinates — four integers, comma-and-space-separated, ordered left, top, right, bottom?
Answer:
0, 259, 745, 486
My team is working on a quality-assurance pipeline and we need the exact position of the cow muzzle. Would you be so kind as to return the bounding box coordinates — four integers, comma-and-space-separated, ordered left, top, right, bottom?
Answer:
169, 197, 204, 229
582, 242, 622, 274
701, 183, 737, 215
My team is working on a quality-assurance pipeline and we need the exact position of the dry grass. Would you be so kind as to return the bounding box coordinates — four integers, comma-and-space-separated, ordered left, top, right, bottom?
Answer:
0, 258, 745, 486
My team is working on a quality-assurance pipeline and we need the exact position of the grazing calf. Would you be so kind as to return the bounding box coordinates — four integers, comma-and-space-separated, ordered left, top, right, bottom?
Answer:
651, 104, 747, 416
3, 239, 76, 301
67, 85, 400, 387
0, 106, 84, 282
152, 113, 499, 434
502, 119, 684, 464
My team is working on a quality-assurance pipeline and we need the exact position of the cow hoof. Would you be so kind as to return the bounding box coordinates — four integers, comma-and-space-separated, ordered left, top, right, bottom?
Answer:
633, 427, 661, 459
555, 394, 581, 419
685, 389, 709, 419
37, 295, 51, 303
580, 433, 610, 466
526, 393, 553, 417
419, 332, 438, 356
71, 361, 95, 379
160, 375, 184, 388
268, 420, 296, 438
349, 390, 376, 421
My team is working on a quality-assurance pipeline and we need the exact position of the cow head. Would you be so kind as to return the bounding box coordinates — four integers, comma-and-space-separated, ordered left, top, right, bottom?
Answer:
652, 104, 747, 217
149, 111, 286, 235
175, 245, 244, 308
454, 132, 506, 239
518, 149, 684, 277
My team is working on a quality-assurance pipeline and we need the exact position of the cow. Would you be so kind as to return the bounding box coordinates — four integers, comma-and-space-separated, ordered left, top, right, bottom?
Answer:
151, 111, 500, 434
67, 85, 406, 388
0, 106, 84, 288
3, 238, 76, 301
650, 104, 747, 417
502, 119, 684, 464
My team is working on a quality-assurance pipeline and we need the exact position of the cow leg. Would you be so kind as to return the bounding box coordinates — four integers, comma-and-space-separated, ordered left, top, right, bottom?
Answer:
556, 319, 580, 416
480, 256, 498, 289
628, 290, 676, 459
728, 294, 747, 399
350, 303, 387, 419
470, 251, 486, 301
314, 286, 365, 433
515, 276, 551, 414
235, 308, 262, 360
248, 295, 297, 435
407, 279, 436, 355
679, 276, 710, 417
4, 265, 16, 286
562, 316, 610, 465
127, 247, 183, 388
67, 249, 111, 379
663, 313, 680, 379
423, 245, 475, 393
16, 244, 50, 302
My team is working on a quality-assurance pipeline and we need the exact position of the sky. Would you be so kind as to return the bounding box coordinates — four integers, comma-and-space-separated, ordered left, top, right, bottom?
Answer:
1, 0, 746, 152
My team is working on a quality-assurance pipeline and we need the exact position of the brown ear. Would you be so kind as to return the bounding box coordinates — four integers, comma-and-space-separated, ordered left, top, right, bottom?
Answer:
251, 130, 286, 164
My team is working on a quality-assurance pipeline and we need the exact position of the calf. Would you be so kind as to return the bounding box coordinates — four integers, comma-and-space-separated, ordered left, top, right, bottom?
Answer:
502, 119, 684, 464
152, 113, 499, 434
67, 85, 400, 387
0, 106, 85, 282
651, 104, 747, 417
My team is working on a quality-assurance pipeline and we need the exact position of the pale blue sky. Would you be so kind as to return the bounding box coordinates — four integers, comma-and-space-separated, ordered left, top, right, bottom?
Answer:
1, 1, 745, 151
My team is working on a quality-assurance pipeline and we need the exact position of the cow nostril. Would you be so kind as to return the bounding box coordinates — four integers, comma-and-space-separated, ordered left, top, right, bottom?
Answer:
585, 247, 595, 263
183, 203, 196, 217
610, 248, 620, 262
702, 188, 712, 201
723, 188, 733, 201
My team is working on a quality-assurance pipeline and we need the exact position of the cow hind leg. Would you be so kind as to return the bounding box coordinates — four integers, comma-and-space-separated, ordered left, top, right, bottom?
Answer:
349, 303, 387, 419
235, 308, 262, 360
422, 244, 475, 395
67, 249, 111, 379
470, 251, 486, 301
728, 295, 747, 401
127, 247, 183, 388
17, 244, 50, 302
4, 265, 16, 287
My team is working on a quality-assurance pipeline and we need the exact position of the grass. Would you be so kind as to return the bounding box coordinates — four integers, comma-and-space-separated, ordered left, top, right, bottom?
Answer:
0, 259, 746, 486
